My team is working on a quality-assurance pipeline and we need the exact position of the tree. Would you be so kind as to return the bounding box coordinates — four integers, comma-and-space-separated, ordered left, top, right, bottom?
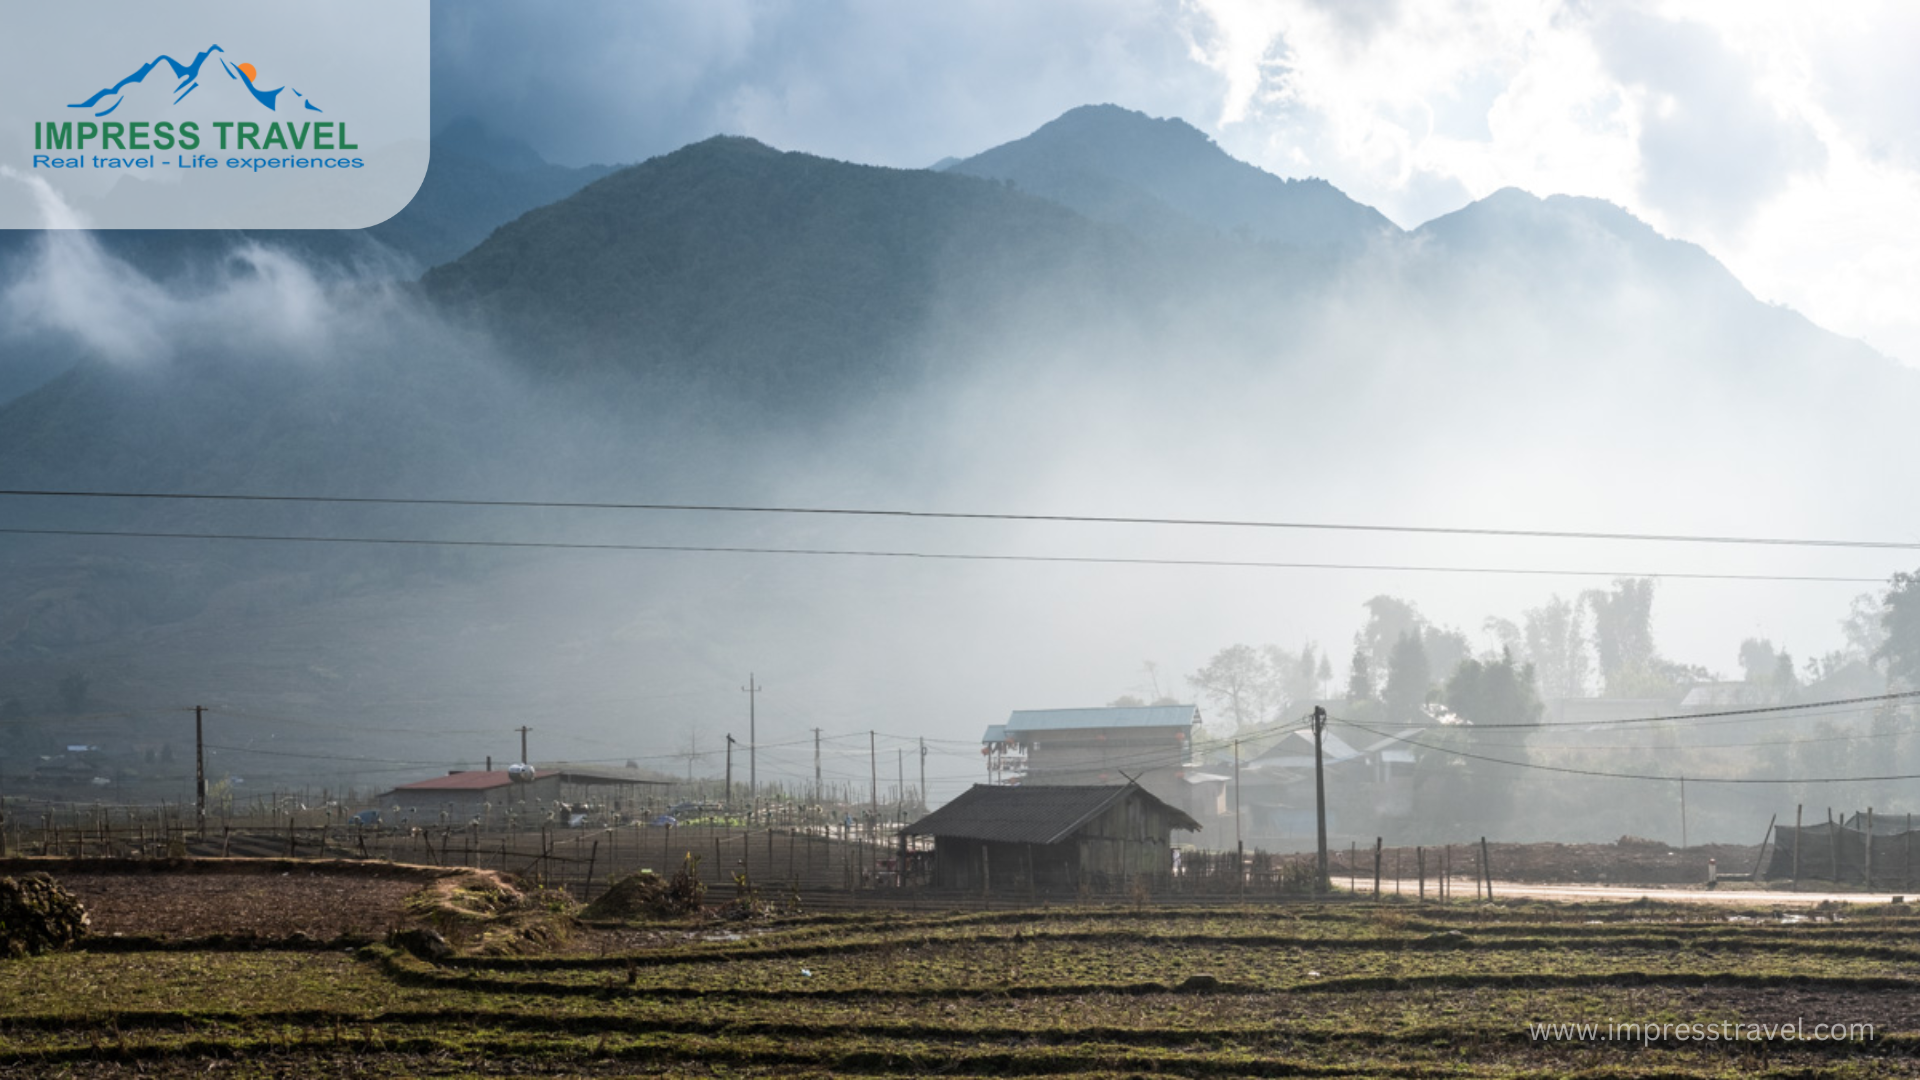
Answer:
1444, 649, 1544, 727
1346, 645, 1373, 704
1265, 642, 1320, 711
1738, 638, 1778, 685
1421, 626, 1471, 684
1876, 570, 1920, 689
1360, 596, 1425, 690
1316, 653, 1334, 697
1382, 632, 1432, 725
1187, 644, 1277, 729
1584, 579, 1658, 696
1524, 594, 1591, 699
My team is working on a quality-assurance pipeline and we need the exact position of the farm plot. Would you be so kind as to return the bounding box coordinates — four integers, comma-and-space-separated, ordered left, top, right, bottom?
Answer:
3, 878, 1919, 1077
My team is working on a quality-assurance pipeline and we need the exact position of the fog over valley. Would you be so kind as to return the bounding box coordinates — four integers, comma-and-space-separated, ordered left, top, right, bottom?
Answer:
3, 94, 1917, 844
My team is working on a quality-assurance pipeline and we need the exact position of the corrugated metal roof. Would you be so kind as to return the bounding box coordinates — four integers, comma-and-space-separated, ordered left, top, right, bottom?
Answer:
903, 783, 1200, 844
1004, 704, 1199, 733
389, 770, 520, 792
982, 724, 1007, 743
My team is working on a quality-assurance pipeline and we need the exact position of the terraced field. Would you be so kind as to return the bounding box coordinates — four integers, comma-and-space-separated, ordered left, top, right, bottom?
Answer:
5, 896, 1919, 1077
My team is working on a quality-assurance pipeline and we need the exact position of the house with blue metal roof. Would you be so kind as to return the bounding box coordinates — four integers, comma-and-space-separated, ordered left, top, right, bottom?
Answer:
979, 704, 1209, 837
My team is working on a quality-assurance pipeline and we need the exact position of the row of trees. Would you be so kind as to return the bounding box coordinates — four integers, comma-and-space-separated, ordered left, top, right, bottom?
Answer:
1177, 571, 1920, 734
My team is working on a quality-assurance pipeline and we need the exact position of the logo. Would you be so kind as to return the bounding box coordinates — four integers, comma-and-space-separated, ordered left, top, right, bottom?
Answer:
71, 44, 324, 117
38, 42, 355, 155
1, 1, 429, 230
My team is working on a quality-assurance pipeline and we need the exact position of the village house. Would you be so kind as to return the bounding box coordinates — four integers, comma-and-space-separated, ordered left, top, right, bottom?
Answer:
903, 781, 1199, 892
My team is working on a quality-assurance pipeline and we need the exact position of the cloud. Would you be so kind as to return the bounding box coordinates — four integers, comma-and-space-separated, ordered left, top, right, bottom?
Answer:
430, 0, 1225, 168
395, 2, 1920, 371
1592, 10, 1824, 234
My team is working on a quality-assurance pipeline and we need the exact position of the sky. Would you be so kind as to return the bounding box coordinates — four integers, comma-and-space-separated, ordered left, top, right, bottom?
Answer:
432, 0, 1920, 368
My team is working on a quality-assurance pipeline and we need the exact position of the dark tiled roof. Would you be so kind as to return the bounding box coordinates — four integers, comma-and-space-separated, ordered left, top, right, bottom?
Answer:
903, 783, 1200, 844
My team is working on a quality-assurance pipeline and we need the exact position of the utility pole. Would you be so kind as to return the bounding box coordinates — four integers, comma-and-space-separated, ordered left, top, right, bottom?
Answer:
1232, 737, 1242, 853
742, 675, 760, 802
869, 731, 878, 824
918, 737, 927, 813
1312, 706, 1330, 893
812, 728, 823, 803
516, 725, 530, 766
725, 735, 735, 806
896, 748, 904, 822
194, 705, 207, 830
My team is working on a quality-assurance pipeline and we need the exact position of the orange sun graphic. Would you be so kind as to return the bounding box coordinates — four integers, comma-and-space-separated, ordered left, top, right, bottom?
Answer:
236, 62, 257, 83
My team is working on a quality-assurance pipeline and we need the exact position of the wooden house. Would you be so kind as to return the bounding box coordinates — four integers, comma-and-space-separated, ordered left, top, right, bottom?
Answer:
903, 782, 1199, 892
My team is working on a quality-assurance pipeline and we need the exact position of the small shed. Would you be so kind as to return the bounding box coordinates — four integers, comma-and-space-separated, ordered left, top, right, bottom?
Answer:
377, 769, 562, 826
904, 782, 1199, 892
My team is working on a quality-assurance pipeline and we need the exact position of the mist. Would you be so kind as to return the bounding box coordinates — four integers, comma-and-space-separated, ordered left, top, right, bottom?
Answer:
3, 112, 1918, 850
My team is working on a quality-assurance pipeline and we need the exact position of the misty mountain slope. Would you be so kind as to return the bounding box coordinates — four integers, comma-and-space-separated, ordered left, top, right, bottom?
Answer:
0, 122, 611, 287
422, 135, 1172, 412
364, 120, 618, 270
1393, 187, 1900, 391
0, 123, 614, 408
948, 104, 1399, 248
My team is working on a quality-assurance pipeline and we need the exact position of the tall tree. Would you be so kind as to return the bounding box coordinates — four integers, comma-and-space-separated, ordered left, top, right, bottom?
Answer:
1360, 595, 1425, 690
1382, 632, 1432, 725
1876, 570, 1920, 690
1584, 578, 1658, 696
1187, 644, 1277, 729
1524, 594, 1590, 699
1444, 649, 1544, 727
1346, 645, 1374, 704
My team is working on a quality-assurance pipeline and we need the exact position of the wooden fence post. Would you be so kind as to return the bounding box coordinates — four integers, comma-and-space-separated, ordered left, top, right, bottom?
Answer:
1372, 837, 1382, 898
1417, 846, 1425, 900
1481, 837, 1493, 901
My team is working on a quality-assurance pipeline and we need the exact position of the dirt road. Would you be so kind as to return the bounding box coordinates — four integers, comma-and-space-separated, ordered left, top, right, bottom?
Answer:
1481, 881, 1914, 905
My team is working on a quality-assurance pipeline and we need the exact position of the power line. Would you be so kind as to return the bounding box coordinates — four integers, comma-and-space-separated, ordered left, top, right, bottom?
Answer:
1334, 714, 1920, 785
1389, 689, 1920, 730
0, 527, 1886, 583
6, 487, 1919, 553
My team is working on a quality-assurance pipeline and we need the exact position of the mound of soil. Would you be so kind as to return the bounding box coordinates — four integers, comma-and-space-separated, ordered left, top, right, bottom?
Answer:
0, 873, 90, 956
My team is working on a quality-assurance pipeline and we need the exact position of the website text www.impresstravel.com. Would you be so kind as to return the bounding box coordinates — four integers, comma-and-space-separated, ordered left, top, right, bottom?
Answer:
1529, 1019, 1874, 1044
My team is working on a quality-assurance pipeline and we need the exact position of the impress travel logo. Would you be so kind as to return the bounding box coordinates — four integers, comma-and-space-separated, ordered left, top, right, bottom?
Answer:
37, 44, 362, 168
0, 1, 427, 229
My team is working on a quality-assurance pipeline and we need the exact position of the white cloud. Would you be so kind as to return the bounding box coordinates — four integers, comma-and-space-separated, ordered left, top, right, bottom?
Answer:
1185, 0, 1920, 364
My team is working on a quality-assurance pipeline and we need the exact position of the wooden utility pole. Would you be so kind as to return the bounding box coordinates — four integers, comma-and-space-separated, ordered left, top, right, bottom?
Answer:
1232, 738, 1242, 855
1679, 776, 1688, 850
1793, 804, 1802, 886
724, 735, 735, 806
194, 705, 207, 830
743, 675, 760, 802
896, 748, 904, 823
813, 728, 823, 804
918, 737, 927, 813
1312, 706, 1330, 892
869, 731, 878, 823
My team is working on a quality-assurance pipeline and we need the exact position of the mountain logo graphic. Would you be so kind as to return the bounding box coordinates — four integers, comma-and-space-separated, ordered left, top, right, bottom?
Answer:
69, 44, 324, 118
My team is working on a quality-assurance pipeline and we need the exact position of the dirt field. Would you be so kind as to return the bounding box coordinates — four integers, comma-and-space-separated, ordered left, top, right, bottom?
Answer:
5, 884, 1919, 1078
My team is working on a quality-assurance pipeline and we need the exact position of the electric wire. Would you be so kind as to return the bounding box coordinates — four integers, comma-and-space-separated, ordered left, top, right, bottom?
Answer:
7, 486, 1920, 553
0, 526, 1886, 583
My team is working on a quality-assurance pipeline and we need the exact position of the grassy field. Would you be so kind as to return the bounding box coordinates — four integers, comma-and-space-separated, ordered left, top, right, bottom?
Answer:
5, 895, 1920, 1077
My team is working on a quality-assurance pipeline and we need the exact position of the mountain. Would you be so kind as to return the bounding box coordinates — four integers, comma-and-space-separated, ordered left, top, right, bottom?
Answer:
947, 104, 1397, 248
421, 135, 1175, 413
